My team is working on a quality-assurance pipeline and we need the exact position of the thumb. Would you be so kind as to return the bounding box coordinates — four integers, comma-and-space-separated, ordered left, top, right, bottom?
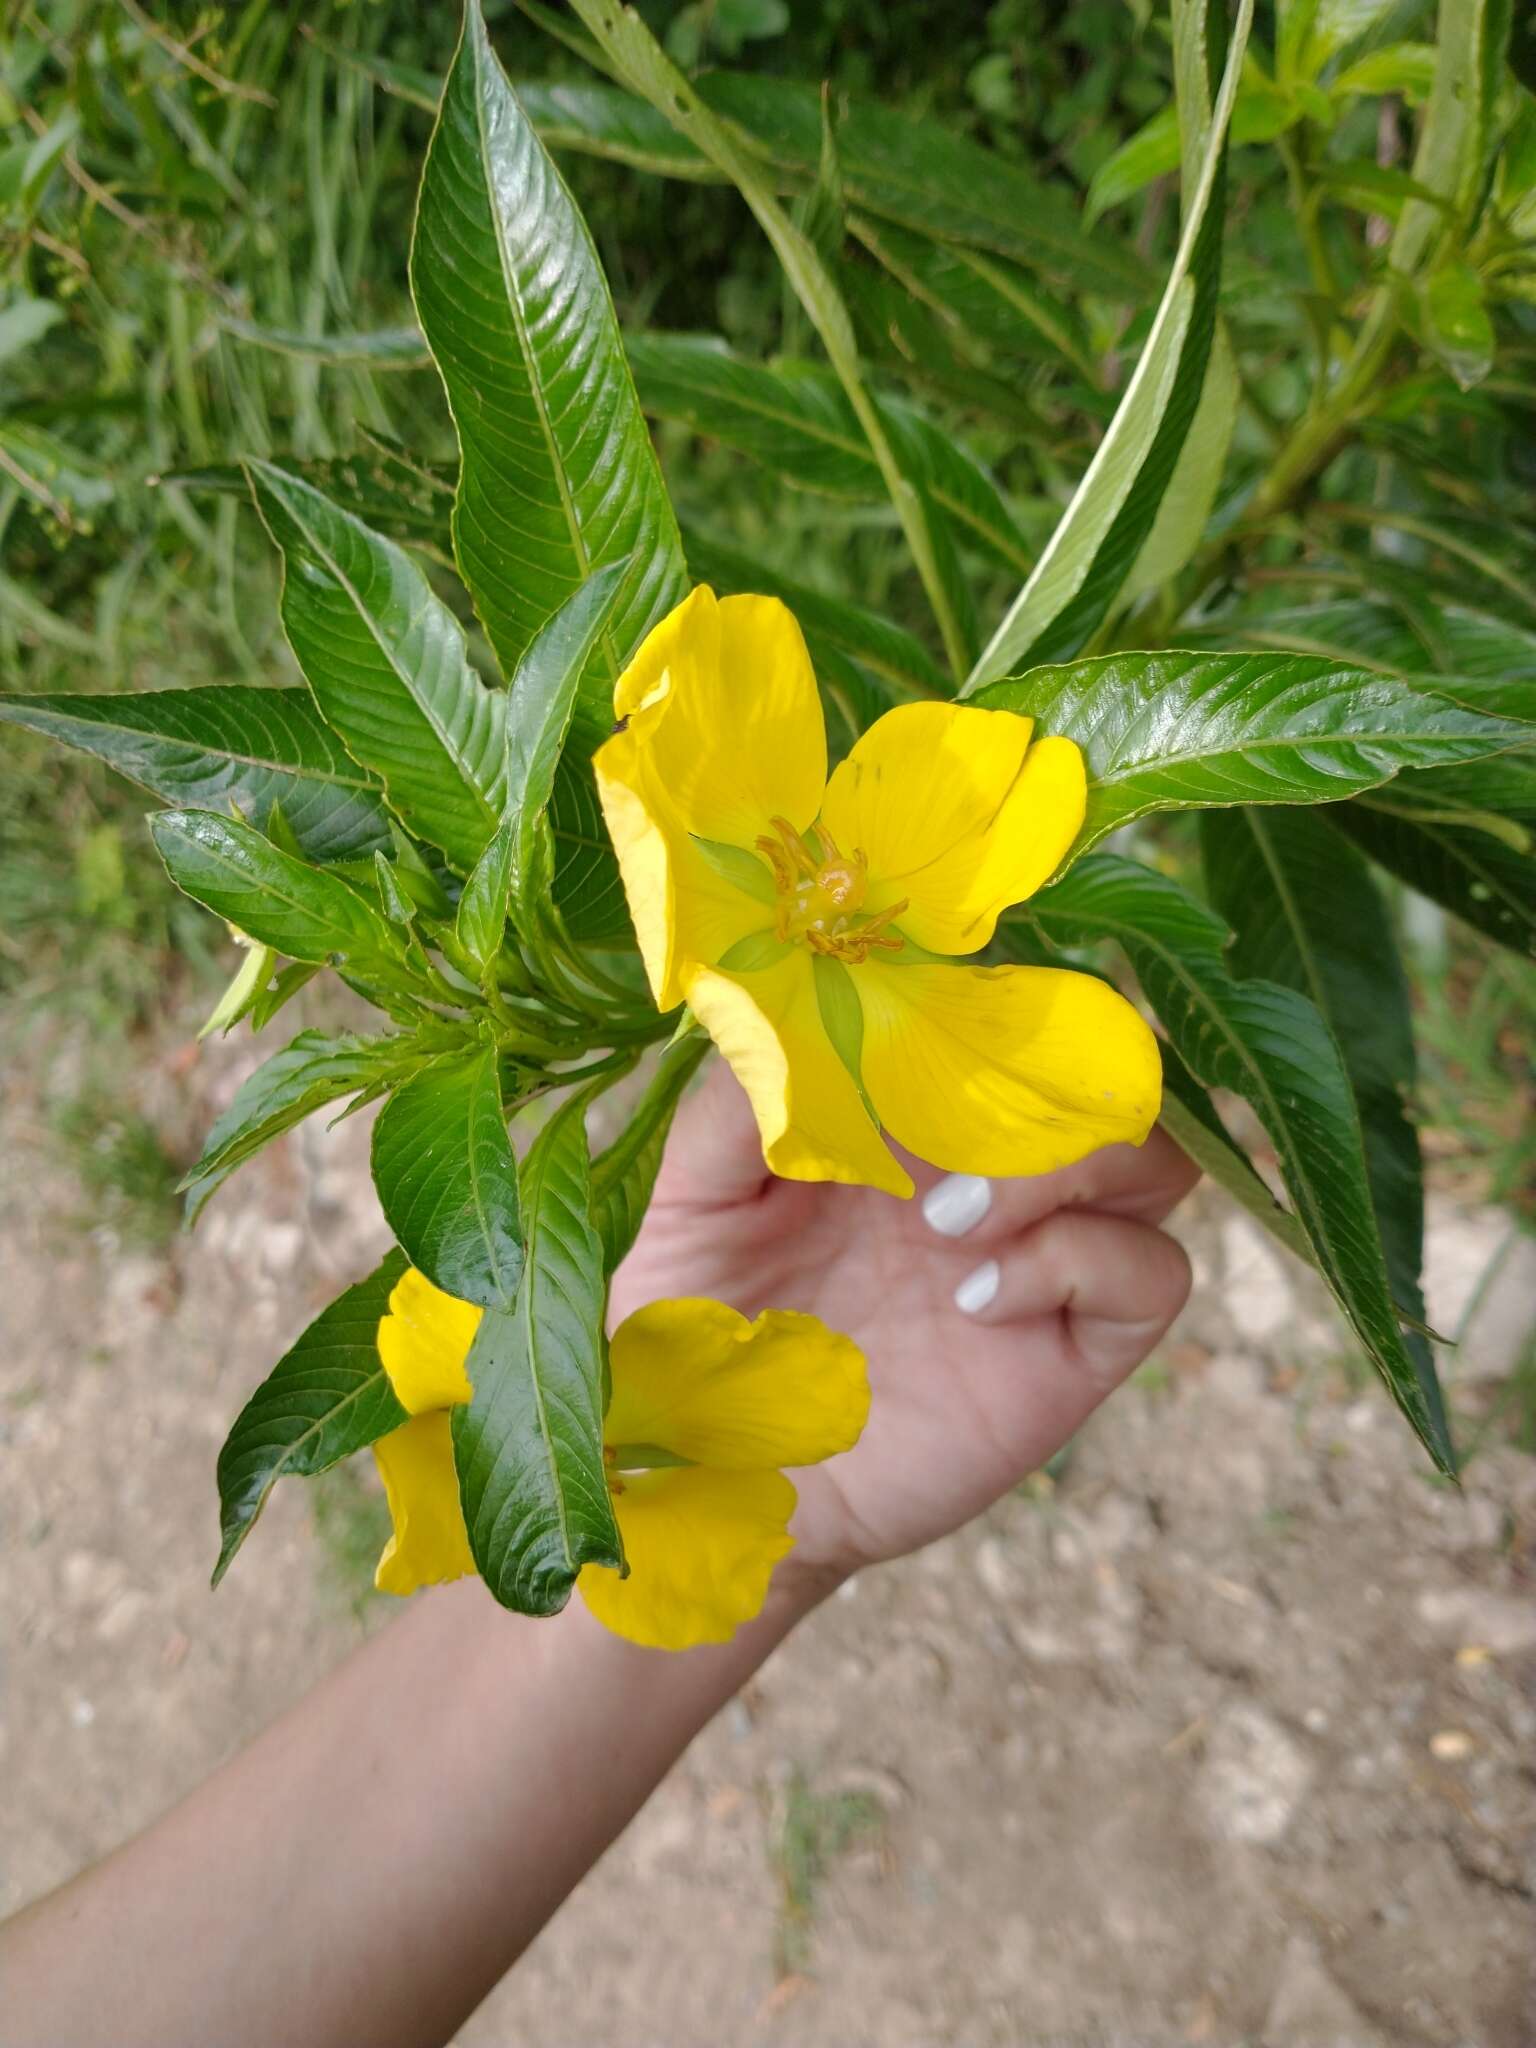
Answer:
651, 1054, 773, 1209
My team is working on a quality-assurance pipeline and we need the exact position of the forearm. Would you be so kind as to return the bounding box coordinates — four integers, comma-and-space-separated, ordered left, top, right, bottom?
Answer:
0, 1567, 833, 2048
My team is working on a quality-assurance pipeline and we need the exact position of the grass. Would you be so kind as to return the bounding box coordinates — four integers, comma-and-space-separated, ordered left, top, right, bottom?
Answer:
50, 1085, 185, 1249
770, 1768, 886, 1979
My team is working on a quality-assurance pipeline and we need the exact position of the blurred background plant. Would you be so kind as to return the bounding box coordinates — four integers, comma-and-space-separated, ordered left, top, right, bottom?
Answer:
3, 0, 1532, 1455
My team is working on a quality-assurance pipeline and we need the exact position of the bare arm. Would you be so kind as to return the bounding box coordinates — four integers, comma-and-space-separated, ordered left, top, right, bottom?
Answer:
1, 1571, 829, 2048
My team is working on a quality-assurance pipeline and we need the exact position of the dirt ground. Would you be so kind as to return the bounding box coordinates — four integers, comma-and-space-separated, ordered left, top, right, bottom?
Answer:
4, 1009, 1535, 2047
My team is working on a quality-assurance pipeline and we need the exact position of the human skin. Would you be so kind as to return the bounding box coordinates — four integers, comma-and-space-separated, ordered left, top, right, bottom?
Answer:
0, 1064, 1196, 2048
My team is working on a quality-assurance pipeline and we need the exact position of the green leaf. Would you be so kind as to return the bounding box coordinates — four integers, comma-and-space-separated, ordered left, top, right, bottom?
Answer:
974, 651, 1529, 857
247, 459, 505, 876
453, 1095, 621, 1614
1201, 807, 1449, 1453
1330, 41, 1437, 100
0, 421, 114, 523
0, 295, 63, 364
1390, 0, 1510, 279
506, 559, 633, 893
695, 72, 1151, 299
1335, 756, 1536, 957
151, 809, 403, 970
513, 76, 722, 179
455, 817, 516, 972
1155, 1040, 1315, 1266
171, 450, 455, 553
626, 334, 1031, 576
1023, 854, 1455, 1472
0, 687, 392, 865
181, 1028, 407, 1216
589, 1032, 711, 1271
1419, 262, 1495, 391
212, 1251, 409, 1586
370, 1049, 523, 1310
1088, 68, 1293, 226
410, 2, 686, 745
966, 0, 1253, 685
219, 318, 432, 368
849, 216, 1099, 383
680, 527, 947, 701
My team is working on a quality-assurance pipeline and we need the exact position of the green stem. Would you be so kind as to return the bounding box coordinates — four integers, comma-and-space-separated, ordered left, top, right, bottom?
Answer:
566, 0, 971, 685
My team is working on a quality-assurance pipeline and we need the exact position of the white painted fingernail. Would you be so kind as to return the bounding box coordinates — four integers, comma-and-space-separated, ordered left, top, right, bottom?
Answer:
954, 1259, 1000, 1316
922, 1173, 992, 1238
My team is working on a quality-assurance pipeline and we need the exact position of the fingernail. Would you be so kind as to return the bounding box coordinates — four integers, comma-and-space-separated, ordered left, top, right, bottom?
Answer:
922, 1173, 992, 1238
954, 1259, 1000, 1316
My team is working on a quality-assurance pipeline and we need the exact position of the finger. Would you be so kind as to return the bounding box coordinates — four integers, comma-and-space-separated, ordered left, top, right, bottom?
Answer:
649, 1054, 773, 1208
951, 1210, 1192, 1386
916, 1125, 1199, 1247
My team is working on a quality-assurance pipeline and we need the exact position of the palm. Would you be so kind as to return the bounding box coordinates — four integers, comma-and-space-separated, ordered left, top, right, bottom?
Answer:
612, 1062, 1197, 1577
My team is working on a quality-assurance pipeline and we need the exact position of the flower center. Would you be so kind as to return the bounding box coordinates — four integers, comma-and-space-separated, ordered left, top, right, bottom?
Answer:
755, 817, 908, 964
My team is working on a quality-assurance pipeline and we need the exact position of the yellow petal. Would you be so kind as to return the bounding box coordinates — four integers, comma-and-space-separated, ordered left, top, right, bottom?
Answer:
578, 1465, 797, 1650
595, 729, 772, 1011
604, 586, 826, 846
818, 704, 1085, 953
373, 1411, 476, 1596
606, 1298, 869, 1470
686, 949, 913, 1197
377, 1268, 480, 1417
855, 959, 1161, 1176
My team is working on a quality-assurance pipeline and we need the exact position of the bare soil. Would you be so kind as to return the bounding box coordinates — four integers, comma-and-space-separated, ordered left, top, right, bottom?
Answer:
4, 1014, 1534, 2047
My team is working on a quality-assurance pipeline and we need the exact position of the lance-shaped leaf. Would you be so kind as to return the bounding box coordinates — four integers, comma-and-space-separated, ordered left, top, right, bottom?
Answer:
974, 651, 1528, 859
695, 73, 1150, 299
175, 449, 455, 552
212, 1252, 409, 1586
505, 559, 633, 894
454, 1096, 621, 1614
1335, 755, 1536, 959
1202, 808, 1449, 1452
220, 319, 432, 368
152, 809, 402, 969
1024, 854, 1455, 1473
182, 1028, 412, 1220
590, 1032, 711, 1273
410, 2, 686, 746
0, 687, 391, 865
850, 216, 1100, 384
626, 334, 1031, 577
1182, 592, 1536, 712
370, 1048, 523, 1310
965, 0, 1253, 686
247, 460, 505, 875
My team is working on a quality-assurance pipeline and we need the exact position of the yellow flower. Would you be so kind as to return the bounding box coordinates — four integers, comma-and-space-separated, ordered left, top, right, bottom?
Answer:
371, 1269, 869, 1649
594, 586, 1161, 1199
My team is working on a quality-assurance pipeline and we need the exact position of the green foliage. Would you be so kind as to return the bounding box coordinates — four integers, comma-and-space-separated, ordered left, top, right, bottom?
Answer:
11, 0, 1536, 1612
453, 1098, 621, 1613
213, 1252, 410, 1585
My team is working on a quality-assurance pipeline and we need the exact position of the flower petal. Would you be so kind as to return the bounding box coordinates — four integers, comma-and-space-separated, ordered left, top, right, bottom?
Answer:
377, 1268, 480, 1416
687, 949, 914, 1197
373, 1411, 476, 1595
818, 705, 1085, 953
606, 1298, 869, 1470
855, 960, 1161, 1176
578, 1465, 797, 1649
595, 730, 771, 1011
605, 586, 826, 846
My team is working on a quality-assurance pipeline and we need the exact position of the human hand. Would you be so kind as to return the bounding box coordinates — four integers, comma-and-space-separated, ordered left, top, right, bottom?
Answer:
611, 1058, 1198, 1588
